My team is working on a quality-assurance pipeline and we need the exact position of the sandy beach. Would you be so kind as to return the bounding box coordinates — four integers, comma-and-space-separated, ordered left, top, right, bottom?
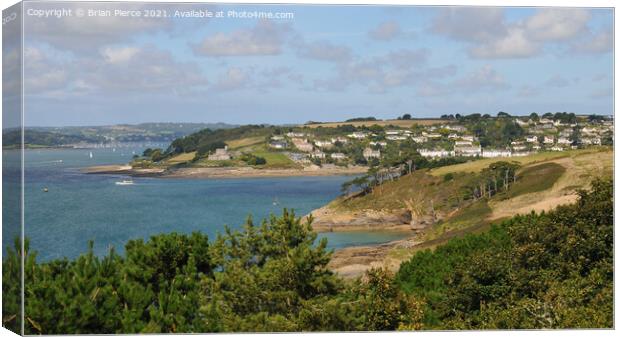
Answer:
82, 164, 368, 178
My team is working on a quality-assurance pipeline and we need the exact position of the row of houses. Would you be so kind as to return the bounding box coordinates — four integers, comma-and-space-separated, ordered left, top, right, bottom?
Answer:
419, 147, 523, 159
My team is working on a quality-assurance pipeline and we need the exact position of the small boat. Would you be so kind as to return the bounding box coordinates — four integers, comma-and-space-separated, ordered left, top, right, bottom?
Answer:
89, 151, 93, 159
115, 180, 134, 186
272, 197, 279, 206
42, 187, 48, 192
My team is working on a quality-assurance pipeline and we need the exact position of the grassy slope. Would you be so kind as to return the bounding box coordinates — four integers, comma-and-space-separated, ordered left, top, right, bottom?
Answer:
165, 152, 196, 164
328, 170, 478, 214
429, 151, 570, 176
226, 136, 265, 150
329, 148, 612, 259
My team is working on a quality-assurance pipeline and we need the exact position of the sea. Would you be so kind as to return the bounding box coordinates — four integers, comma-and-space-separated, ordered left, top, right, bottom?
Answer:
3, 146, 410, 261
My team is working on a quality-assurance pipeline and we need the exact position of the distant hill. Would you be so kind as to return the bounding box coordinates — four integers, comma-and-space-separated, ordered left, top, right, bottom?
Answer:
2, 129, 103, 148
2, 123, 238, 147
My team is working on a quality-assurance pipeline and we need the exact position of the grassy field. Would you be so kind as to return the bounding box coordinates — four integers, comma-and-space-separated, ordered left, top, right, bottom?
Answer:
500, 162, 566, 200
226, 136, 265, 150
165, 151, 196, 164
303, 119, 449, 129
430, 151, 573, 176
251, 150, 298, 169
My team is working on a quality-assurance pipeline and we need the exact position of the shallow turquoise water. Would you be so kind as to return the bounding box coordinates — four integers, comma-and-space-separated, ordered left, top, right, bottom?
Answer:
3, 148, 410, 261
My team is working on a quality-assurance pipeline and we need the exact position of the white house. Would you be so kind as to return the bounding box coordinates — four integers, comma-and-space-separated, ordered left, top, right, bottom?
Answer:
386, 135, 408, 141
330, 153, 347, 160
544, 136, 555, 144
311, 150, 326, 159
460, 135, 475, 142
287, 132, 305, 138
526, 135, 538, 143
446, 125, 467, 132
482, 149, 512, 158
419, 149, 454, 158
455, 145, 481, 157
314, 140, 334, 149
292, 138, 313, 152
208, 146, 231, 161
411, 136, 428, 143
331, 136, 348, 144
454, 140, 473, 146
269, 141, 288, 149
582, 137, 602, 145
348, 132, 368, 139
385, 130, 401, 135
557, 137, 571, 145
363, 147, 381, 159
581, 127, 598, 135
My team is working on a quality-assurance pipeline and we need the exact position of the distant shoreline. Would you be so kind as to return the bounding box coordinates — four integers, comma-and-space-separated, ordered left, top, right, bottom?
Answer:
82, 164, 368, 179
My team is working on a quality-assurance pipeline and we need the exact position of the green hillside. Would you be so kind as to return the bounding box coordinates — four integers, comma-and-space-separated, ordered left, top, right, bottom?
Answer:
396, 178, 612, 329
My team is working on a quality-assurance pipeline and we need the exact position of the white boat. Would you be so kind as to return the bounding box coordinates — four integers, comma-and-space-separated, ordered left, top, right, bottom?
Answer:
115, 180, 134, 186
89, 151, 93, 159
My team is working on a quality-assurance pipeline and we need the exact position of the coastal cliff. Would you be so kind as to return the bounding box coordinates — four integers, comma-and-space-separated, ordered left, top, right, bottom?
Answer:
309, 206, 436, 232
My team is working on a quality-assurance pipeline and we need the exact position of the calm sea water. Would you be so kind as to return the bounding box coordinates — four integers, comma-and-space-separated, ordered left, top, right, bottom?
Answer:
3, 147, 409, 261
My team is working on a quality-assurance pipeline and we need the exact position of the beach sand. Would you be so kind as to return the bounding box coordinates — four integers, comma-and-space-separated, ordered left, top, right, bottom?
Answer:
82, 164, 368, 179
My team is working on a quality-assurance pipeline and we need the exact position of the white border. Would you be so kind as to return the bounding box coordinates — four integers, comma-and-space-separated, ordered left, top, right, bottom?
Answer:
0, 1, 617, 337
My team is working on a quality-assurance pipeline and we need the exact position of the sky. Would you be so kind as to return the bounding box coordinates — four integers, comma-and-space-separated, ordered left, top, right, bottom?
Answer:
10, 2, 615, 126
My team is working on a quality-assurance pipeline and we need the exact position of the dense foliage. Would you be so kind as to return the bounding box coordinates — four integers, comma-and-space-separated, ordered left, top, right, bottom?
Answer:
2, 211, 424, 334
396, 178, 613, 329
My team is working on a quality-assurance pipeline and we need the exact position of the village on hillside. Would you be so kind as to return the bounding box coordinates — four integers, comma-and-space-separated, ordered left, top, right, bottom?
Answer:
257, 113, 614, 167
123, 113, 613, 172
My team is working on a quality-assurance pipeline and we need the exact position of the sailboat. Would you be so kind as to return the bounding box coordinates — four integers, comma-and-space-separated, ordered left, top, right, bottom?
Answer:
272, 197, 280, 206
89, 151, 93, 159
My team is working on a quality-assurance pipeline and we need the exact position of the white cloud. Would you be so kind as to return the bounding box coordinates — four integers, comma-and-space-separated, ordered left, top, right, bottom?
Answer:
101, 47, 140, 64
469, 26, 539, 59
525, 8, 590, 41
192, 21, 290, 57
23, 44, 209, 97
432, 7, 600, 59
24, 2, 171, 54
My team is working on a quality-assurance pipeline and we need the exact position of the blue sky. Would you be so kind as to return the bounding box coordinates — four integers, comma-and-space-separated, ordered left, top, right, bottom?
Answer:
18, 2, 613, 126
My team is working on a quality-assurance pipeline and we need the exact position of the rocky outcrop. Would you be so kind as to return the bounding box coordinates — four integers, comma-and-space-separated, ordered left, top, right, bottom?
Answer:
309, 206, 435, 232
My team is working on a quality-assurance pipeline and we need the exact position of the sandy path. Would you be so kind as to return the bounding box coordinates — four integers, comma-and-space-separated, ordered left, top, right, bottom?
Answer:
489, 151, 612, 220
